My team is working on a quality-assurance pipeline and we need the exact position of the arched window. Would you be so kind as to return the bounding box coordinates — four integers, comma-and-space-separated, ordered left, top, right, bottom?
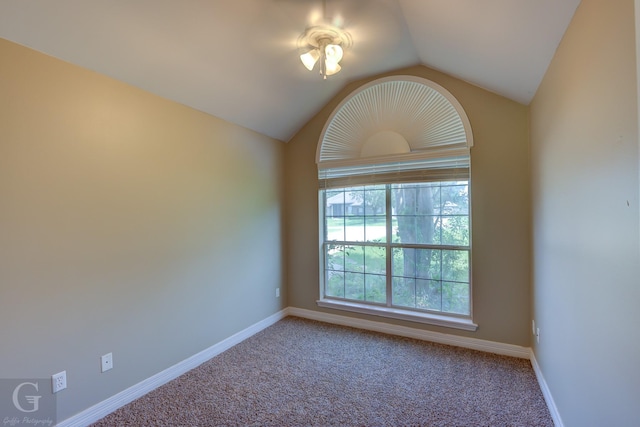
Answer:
317, 76, 477, 331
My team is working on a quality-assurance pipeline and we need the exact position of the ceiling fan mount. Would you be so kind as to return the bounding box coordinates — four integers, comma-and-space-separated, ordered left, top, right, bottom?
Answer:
298, 24, 352, 50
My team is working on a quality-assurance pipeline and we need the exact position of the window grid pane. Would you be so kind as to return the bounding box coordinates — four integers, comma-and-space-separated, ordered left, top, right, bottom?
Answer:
325, 186, 387, 244
391, 182, 469, 247
324, 243, 387, 304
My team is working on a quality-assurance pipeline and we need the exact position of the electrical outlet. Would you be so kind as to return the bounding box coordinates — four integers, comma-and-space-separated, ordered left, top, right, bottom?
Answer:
101, 353, 113, 372
275, 288, 280, 298
536, 327, 540, 344
52, 371, 66, 393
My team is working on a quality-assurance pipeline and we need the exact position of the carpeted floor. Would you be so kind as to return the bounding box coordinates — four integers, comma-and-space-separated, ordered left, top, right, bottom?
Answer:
92, 316, 553, 426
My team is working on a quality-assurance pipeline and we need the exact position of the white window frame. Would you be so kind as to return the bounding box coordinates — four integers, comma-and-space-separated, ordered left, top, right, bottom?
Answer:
314, 76, 477, 331
317, 181, 477, 332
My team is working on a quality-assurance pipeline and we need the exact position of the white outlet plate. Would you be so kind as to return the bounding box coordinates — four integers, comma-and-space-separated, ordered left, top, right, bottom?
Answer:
52, 371, 67, 393
276, 288, 280, 298
101, 353, 113, 372
536, 328, 540, 343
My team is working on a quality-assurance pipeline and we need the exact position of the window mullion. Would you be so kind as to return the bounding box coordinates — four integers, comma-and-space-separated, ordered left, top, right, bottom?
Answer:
385, 184, 392, 307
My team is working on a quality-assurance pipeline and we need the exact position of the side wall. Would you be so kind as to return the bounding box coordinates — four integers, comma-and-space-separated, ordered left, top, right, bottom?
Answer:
285, 65, 532, 346
0, 38, 285, 421
530, 0, 640, 425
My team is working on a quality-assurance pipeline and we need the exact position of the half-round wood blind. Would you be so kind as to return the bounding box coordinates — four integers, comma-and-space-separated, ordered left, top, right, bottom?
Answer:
317, 76, 473, 183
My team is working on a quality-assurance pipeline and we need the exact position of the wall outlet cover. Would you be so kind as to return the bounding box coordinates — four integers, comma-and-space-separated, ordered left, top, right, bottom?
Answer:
52, 371, 67, 393
101, 353, 113, 372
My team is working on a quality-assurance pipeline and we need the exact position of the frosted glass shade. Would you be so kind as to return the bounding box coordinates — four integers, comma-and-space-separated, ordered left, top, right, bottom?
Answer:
325, 61, 341, 75
325, 44, 343, 63
300, 49, 320, 71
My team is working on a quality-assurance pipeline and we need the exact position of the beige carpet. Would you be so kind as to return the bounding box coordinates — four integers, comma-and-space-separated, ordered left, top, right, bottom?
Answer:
92, 316, 553, 426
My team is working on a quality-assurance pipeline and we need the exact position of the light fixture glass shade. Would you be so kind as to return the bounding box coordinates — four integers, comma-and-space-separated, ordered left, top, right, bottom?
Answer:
324, 44, 343, 63
300, 49, 320, 71
325, 60, 341, 76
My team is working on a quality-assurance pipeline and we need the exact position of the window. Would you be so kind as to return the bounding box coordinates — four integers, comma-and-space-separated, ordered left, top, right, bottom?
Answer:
319, 179, 473, 329
315, 76, 476, 330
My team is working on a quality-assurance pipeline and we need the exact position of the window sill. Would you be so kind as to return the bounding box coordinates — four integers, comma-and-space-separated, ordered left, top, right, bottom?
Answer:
316, 299, 478, 331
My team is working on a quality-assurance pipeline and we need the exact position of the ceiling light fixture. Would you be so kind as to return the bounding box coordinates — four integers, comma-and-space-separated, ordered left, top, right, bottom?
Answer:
298, 24, 351, 79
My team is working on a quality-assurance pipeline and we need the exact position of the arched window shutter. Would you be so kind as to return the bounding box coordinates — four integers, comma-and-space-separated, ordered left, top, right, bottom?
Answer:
317, 76, 473, 189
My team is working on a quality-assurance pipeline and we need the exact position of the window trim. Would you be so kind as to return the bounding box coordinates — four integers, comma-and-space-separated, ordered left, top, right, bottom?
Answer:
315, 76, 476, 331
316, 299, 478, 331
317, 182, 475, 330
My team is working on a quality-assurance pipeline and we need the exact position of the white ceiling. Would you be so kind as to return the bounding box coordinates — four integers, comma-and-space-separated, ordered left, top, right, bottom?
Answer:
0, 0, 580, 142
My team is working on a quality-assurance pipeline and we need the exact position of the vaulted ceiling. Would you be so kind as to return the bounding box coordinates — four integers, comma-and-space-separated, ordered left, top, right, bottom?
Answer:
0, 0, 580, 142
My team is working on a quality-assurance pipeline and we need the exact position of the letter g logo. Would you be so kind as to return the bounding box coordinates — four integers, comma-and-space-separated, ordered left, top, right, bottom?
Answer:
12, 382, 41, 413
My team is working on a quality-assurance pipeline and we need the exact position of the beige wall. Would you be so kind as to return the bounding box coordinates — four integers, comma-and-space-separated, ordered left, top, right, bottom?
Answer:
285, 65, 532, 345
0, 38, 285, 421
530, 0, 640, 425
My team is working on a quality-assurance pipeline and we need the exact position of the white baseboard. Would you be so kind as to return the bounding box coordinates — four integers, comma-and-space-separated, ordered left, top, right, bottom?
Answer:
286, 306, 531, 359
57, 309, 288, 427
530, 350, 564, 427
56, 307, 558, 427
